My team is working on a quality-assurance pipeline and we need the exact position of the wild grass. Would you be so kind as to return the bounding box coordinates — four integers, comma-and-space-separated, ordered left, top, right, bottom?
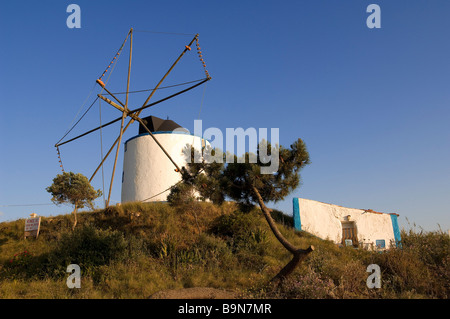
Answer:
0, 201, 448, 299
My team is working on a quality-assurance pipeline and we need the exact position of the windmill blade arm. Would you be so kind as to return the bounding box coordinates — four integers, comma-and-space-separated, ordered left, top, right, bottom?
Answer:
130, 77, 210, 114
56, 78, 210, 148
55, 116, 123, 147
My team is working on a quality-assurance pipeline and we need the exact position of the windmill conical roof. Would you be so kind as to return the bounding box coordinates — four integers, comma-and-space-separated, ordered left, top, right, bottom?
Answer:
138, 115, 189, 134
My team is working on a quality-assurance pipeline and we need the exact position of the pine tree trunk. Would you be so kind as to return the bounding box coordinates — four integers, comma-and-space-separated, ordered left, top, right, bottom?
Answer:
72, 203, 78, 231
252, 186, 314, 282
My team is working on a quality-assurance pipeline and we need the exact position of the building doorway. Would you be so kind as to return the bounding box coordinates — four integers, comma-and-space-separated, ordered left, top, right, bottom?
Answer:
341, 221, 358, 247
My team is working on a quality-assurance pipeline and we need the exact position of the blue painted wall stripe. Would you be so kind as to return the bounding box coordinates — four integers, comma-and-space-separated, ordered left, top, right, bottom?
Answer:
124, 131, 197, 145
390, 214, 402, 248
293, 198, 301, 231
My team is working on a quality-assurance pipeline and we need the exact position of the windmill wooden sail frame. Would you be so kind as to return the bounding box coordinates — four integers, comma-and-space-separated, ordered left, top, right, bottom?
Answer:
55, 28, 211, 207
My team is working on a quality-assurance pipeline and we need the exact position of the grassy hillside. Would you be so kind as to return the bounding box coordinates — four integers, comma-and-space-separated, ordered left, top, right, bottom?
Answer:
0, 201, 448, 299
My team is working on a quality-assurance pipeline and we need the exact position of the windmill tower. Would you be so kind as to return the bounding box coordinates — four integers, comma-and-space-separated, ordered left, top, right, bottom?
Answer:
54, 28, 211, 207
121, 115, 206, 203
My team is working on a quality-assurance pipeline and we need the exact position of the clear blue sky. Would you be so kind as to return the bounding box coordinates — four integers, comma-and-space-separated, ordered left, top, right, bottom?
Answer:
0, 1, 449, 231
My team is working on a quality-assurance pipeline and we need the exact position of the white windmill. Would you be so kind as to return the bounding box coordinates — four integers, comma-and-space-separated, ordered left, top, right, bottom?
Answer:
55, 28, 211, 206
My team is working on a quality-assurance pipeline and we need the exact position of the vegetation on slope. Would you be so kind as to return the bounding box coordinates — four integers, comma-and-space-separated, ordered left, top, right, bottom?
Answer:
0, 201, 448, 299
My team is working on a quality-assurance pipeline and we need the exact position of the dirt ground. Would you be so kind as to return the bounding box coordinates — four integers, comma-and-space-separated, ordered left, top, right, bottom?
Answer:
148, 287, 239, 299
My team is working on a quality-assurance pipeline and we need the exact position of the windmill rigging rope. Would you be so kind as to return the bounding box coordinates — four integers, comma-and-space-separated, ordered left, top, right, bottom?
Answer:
56, 78, 207, 147
55, 78, 209, 147
101, 78, 206, 95
139, 167, 206, 203
55, 96, 99, 146
139, 181, 182, 203
99, 98, 106, 206
56, 30, 210, 148
197, 81, 207, 119
59, 82, 97, 143
133, 30, 195, 36
0, 203, 54, 207
55, 38, 122, 147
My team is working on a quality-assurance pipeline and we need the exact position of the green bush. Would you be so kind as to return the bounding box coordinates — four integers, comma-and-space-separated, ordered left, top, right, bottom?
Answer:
194, 233, 234, 269
0, 250, 36, 279
49, 225, 146, 275
1, 225, 146, 280
210, 211, 267, 251
364, 230, 450, 298
401, 228, 449, 275
209, 211, 271, 272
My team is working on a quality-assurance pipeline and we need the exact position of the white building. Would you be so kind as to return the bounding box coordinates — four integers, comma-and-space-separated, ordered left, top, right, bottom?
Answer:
293, 198, 401, 249
121, 116, 205, 203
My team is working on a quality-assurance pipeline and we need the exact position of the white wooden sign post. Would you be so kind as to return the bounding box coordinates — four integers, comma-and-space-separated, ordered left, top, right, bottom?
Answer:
24, 214, 41, 239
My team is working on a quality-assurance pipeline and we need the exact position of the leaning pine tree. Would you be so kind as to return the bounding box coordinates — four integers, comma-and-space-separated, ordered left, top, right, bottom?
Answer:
168, 138, 314, 282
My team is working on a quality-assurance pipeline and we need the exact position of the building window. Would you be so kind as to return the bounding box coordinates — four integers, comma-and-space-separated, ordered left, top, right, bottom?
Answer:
341, 221, 358, 247
376, 239, 386, 249
344, 239, 353, 247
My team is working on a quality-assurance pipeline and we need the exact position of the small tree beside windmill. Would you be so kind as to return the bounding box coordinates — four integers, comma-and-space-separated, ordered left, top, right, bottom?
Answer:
46, 172, 102, 230
168, 138, 314, 282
